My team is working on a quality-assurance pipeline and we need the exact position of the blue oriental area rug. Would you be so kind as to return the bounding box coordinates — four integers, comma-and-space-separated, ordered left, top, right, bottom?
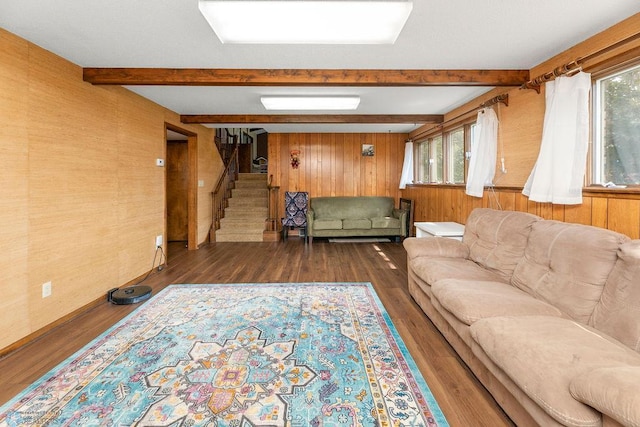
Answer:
0, 283, 448, 426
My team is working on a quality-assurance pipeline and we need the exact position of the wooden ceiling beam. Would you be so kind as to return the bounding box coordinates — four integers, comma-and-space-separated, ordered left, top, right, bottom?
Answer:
83, 68, 529, 87
180, 114, 443, 124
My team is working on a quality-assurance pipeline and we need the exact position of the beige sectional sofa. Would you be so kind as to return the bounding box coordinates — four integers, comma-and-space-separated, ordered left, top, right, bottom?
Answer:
306, 196, 407, 243
404, 208, 640, 427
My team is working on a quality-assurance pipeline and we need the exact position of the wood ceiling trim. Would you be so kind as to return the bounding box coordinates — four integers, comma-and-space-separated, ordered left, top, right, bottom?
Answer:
83, 68, 529, 87
180, 114, 444, 124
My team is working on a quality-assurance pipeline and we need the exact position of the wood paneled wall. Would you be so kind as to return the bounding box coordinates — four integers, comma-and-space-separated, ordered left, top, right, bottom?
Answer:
411, 14, 640, 189
404, 14, 640, 237
0, 29, 223, 352
268, 133, 408, 217
1, 30, 30, 346
412, 87, 546, 188
401, 186, 640, 239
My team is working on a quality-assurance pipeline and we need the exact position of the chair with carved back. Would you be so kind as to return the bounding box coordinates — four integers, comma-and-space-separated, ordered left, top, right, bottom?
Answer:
281, 191, 308, 241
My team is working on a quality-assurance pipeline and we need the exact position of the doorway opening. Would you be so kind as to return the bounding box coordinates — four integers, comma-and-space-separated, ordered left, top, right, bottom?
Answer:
233, 128, 268, 174
165, 124, 197, 259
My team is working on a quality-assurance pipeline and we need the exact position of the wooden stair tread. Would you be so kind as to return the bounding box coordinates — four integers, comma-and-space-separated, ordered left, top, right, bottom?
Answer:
214, 173, 271, 242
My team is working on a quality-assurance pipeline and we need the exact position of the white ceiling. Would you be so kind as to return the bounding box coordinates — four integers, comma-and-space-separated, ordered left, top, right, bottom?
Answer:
2, 1, 639, 133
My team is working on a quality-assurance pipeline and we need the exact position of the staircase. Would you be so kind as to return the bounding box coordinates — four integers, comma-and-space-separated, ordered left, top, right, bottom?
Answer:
215, 173, 268, 242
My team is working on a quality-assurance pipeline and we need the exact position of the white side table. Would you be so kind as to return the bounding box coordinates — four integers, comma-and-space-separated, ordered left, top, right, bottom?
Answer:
414, 222, 465, 241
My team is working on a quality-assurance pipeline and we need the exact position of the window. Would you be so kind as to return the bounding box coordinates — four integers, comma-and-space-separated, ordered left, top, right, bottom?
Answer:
447, 127, 465, 184
593, 62, 640, 185
415, 122, 476, 185
417, 135, 443, 183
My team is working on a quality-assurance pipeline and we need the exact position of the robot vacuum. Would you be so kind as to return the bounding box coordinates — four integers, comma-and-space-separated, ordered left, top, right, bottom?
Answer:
107, 286, 152, 305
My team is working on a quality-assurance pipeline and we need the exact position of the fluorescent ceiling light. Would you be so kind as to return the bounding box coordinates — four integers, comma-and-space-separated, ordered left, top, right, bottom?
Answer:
261, 96, 361, 110
198, 1, 413, 44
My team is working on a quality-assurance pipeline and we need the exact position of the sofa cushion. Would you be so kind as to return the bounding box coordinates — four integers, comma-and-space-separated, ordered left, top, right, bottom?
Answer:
470, 316, 640, 427
511, 220, 629, 323
309, 196, 394, 219
591, 240, 640, 352
410, 257, 506, 287
432, 280, 563, 325
403, 237, 470, 260
464, 208, 541, 283
343, 218, 371, 229
314, 219, 343, 230
570, 366, 640, 427
371, 217, 401, 229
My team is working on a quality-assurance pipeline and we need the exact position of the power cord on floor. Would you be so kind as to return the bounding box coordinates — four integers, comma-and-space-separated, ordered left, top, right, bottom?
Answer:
155, 245, 167, 272
130, 245, 168, 287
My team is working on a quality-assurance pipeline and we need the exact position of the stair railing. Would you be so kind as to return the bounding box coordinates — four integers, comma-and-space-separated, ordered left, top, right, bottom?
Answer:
210, 144, 239, 242
266, 174, 280, 233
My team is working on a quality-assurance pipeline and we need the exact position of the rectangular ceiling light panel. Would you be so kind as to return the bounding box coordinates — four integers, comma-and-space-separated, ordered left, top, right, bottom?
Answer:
199, 1, 413, 44
261, 96, 361, 110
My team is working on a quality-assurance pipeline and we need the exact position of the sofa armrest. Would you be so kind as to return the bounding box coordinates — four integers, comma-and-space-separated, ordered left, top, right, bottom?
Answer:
392, 208, 408, 237
403, 236, 470, 260
570, 366, 640, 427
306, 209, 315, 236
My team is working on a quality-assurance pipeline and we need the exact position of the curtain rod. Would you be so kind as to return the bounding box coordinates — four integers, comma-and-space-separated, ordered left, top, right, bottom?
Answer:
521, 31, 640, 92
411, 93, 508, 139
438, 93, 508, 128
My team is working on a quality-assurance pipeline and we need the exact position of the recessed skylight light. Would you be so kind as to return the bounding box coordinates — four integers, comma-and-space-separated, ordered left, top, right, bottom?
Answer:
198, 1, 413, 44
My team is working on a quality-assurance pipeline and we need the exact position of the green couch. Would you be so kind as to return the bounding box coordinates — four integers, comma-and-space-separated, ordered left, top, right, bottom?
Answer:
306, 196, 407, 243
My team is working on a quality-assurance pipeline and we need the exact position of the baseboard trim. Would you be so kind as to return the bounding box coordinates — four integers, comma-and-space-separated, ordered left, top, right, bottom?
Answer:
0, 270, 154, 359
263, 230, 281, 242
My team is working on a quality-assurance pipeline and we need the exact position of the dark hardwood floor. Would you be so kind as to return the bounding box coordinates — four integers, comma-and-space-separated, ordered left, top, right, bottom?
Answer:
0, 239, 513, 426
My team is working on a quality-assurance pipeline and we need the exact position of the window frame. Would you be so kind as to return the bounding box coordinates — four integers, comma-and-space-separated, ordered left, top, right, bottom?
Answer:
416, 134, 443, 183
414, 119, 476, 185
590, 59, 640, 188
445, 125, 467, 184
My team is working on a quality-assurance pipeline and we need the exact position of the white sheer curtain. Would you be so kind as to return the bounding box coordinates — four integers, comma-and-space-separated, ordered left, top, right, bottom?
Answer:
465, 108, 498, 197
523, 72, 591, 204
399, 140, 414, 189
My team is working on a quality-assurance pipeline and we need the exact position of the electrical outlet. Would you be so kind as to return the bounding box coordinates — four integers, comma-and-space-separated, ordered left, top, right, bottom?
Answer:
42, 281, 52, 298
155, 235, 163, 247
